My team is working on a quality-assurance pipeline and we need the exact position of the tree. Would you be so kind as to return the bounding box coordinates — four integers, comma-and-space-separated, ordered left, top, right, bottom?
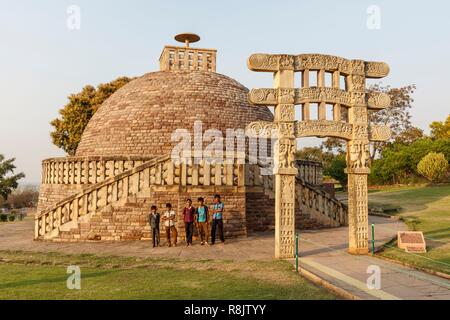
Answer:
393, 126, 424, 145
323, 154, 348, 190
50, 77, 133, 155
321, 84, 416, 160
320, 138, 346, 154
368, 84, 416, 159
5, 185, 39, 209
296, 146, 336, 167
430, 114, 450, 140
417, 152, 449, 183
0, 155, 25, 201
369, 138, 450, 184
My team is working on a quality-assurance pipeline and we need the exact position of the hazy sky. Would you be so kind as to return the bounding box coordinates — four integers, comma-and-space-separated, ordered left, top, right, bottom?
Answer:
1, 0, 449, 184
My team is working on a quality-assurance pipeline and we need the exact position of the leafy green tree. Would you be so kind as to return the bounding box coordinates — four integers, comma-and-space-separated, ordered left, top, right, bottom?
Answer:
323, 154, 348, 190
0, 155, 25, 202
368, 84, 416, 159
430, 114, 450, 140
369, 138, 450, 184
393, 126, 424, 145
321, 84, 416, 160
417, 152, 449, 183
296, 146, 336, 168
50, 77, 133, 155
320, 138, 346, 154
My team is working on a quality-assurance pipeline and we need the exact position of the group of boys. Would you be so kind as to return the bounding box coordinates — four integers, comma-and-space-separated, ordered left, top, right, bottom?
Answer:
148, 194, 225, 248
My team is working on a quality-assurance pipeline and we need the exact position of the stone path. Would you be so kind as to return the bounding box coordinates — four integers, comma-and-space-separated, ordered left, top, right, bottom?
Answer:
0, 216, 449, 299
0, 217, 273, 261
297, 216, 450, 300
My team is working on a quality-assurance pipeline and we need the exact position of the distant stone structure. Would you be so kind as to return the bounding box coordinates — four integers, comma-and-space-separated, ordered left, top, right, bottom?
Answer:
247, 53, 391, 257
36, 35, 348, 243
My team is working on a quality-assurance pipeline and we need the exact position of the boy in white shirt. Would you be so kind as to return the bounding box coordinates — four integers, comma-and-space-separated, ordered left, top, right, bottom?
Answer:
162, 203, 177, 247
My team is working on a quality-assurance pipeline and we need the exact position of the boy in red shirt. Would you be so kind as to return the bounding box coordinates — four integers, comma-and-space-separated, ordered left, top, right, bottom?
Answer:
183, 199, 195, 247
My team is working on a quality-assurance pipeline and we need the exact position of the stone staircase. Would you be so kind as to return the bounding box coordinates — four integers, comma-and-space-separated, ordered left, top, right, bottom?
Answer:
245, 162, 347, 233
35, 155, 172, 240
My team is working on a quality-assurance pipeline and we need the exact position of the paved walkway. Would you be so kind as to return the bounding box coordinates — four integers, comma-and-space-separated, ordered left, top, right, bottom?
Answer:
297, 216, 450, 300
0, 216, 449, 299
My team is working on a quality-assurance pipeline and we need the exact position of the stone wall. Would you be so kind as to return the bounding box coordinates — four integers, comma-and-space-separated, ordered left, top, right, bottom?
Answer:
37, 184, 85, 213
245, 187, 274, 232
57, 185, 246, 242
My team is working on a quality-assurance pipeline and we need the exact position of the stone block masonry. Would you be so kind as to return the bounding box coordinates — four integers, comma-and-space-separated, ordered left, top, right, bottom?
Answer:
57, 185, 247, 242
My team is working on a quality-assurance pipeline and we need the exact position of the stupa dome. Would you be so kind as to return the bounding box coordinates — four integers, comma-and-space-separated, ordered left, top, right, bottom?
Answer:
76, 69, 273, 157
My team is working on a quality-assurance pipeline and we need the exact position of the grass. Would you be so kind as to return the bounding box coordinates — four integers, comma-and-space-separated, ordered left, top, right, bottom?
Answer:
0, 250, 336, 300
368, 183, 450, 275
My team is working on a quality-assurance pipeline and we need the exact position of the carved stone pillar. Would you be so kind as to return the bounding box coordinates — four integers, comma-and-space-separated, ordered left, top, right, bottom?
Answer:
345, 64, 370, 255
273, 65, 298, 259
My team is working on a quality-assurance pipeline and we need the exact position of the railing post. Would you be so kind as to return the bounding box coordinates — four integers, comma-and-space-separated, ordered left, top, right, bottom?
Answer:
371, 223, 375, 256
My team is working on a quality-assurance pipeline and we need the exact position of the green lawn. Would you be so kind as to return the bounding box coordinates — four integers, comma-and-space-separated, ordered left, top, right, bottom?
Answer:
368, 184, 450, 275
0, 250, 335, 300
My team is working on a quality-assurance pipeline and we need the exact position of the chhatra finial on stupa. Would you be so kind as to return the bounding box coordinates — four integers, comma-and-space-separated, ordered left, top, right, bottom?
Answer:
174, 33, 200, 48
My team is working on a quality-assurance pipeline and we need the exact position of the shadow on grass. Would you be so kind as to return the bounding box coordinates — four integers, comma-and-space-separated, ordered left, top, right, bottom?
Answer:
0, 269, 116, 290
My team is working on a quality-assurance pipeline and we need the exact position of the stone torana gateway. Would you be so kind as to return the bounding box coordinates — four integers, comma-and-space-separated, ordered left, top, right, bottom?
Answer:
35, 34, 389, 258
247, 53, 391, 257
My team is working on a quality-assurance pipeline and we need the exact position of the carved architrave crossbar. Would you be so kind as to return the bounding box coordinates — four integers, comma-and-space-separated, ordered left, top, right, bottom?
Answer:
246, 53, 391, 258
246, 120, 391, 141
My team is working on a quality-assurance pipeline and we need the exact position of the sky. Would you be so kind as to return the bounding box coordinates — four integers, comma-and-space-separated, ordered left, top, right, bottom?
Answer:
0, 0, 449, 184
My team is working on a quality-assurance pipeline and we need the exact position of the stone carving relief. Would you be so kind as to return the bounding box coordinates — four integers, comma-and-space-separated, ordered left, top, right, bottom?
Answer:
278, 122, 295, 137
250, 87, 389, 110
280, 175, 295, 202
280, 203, 294, 226
365, 62, 390, 79
279, 55, 295, 69
353, 125, 368, 138
369, 125, 392, 142
248, 53, 390, 79
367, 92, 391, 110
249, 88, 294, 105
278, 139, 296, 170
296, 120, 353, 140
348, 142, 370, 170
279, 104, 295, 121
350, 106, 368, 123
278, 89, 295, 104
351, 75, 365, 92
248, 54, 283, 71
279, 229, 294, 257
246, 121, 278, 138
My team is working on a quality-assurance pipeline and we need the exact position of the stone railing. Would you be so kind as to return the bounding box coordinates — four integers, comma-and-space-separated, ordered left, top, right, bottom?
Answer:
41, 156, 246, 187
245, 159, 346, 227
245, 164, 275, 194
42, 156, 322, 187
245, 159, 323, 190
159, 45, 217, 72
41, 156, 151, 185
36, 155, 245, 239
296, 160, 323, 186
296, 178, 347, 227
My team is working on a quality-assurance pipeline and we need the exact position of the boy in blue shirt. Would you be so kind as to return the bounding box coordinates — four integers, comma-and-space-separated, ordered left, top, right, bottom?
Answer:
210, 194, 225, 245
195, 197, 209, 245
